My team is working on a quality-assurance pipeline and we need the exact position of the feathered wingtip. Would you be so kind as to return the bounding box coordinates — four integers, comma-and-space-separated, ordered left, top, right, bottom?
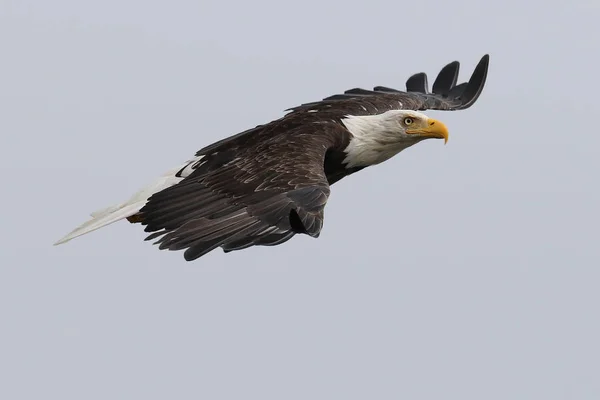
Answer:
289, 54, 490, 112
401, 54, 490, 110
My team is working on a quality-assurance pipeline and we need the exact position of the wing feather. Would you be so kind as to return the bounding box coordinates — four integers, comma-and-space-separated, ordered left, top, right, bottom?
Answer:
286, 54, 489, 113
135, 124, 344, 260
432, 61, 459, 97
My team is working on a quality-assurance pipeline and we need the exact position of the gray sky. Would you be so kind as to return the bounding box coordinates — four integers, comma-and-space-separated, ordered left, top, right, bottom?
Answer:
1, 0, 599, 399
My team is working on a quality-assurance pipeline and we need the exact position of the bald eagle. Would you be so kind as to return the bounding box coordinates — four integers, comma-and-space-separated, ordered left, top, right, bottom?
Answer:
55, 55, 490, 261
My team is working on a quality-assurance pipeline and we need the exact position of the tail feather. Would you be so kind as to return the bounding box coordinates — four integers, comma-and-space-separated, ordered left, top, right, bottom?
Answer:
54, 156, 203, 246
89, 205, 121, 219
54, 201, 147, 245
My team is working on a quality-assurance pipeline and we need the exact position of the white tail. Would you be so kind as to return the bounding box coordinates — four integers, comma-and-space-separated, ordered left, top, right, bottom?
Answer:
54, 156, 204, 245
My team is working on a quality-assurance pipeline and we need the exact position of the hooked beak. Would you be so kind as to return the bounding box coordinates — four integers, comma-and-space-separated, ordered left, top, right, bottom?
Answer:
406, 118, 449, 144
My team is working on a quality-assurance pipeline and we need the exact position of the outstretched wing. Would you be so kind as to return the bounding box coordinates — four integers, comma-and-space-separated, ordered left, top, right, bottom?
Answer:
286, 54, 489, 114
137, 122, 347, 261
195, 55, 490, 157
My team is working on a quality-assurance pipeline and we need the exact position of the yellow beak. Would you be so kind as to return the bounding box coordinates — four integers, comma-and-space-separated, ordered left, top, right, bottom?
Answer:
406, 118, 449, 144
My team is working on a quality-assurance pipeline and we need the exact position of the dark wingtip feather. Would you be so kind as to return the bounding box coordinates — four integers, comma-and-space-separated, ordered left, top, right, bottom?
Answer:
447, 82, 467, 99
456, 54, 489, 109
344, 88, 378, 96
373, 86, 401, 93
406, 72, 429, 93
432, 61, 459, 97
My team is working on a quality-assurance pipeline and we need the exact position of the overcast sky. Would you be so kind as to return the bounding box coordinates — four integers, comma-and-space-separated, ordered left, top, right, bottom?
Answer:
1, 1, 599, 399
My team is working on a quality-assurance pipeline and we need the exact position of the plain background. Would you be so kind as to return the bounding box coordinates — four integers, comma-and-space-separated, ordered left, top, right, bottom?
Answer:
1, 1, 599, 399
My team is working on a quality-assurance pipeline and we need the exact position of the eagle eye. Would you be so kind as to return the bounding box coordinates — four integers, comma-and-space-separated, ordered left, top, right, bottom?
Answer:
403, 117, 414, 126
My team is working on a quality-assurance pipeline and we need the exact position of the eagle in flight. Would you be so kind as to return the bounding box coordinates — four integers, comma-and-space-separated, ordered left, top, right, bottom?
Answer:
55, 55, 490, 261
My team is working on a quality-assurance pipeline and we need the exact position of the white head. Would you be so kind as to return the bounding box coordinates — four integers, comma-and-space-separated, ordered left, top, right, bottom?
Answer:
341, 109, 449, 168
